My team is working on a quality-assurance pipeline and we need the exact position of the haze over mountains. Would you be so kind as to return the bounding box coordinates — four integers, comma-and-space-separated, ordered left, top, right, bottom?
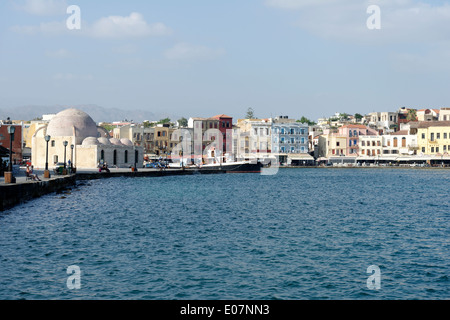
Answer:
0, 104, 181, 123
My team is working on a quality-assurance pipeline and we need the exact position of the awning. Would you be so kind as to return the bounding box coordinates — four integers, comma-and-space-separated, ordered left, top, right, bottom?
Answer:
289, 154, 314, 161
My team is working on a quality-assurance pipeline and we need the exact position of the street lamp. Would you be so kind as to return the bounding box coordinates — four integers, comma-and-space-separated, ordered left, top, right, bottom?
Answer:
44, 135, 51, 178
63, 141, 68, 174
4, 125, 16, 183
70, 144, 74, 173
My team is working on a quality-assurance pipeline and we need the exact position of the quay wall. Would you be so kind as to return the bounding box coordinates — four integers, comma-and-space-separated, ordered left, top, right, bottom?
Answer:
0, 175, 77, 212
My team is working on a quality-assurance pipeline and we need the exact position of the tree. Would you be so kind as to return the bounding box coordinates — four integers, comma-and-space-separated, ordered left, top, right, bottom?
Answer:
142, 121, 152, 128
354, 113, 364, 121
406, 109, 417, 121
245, 107, 256, 119
297, 116, 316, 126
158, 118, 171, 125
339, 113, 350, 120
177, 117, 188, 127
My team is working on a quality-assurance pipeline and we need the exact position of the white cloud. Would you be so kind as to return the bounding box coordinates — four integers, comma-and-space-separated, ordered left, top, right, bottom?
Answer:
165, 43, 225, 61
10, 12, 171, 39
18, 0, 67, 16
265, 0, 450, 45
89, 12, 171, 39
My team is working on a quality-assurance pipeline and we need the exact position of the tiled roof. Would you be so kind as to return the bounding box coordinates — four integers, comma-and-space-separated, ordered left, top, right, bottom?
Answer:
211, 114, 233, 119
418, 121, 450, 128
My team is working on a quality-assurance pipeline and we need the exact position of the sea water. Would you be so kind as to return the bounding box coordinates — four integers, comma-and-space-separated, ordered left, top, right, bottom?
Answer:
0, 168, 449, 299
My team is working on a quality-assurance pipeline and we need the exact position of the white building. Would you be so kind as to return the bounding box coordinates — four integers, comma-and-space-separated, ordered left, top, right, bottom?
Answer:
32, 108, 143, 170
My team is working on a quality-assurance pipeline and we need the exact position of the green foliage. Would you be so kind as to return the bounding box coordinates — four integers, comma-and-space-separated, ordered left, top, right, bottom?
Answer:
158, 118, 171, 124
354, 113, 364, 120
296, 116, 316, 126
245, 107, 255, 119
177, 117, 188, 127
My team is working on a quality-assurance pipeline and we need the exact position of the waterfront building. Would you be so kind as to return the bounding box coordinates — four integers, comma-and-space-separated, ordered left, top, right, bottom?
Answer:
0, 120, 23, 164
417, 121, 450, 155
317, 124, 379, 159
359, 135, 383, 157
382, 130, 419, 156
271, 116, 310, 165
188, 117, 221, 156
113, 124, 155, 155
32, 108, 143, 169
210, 114, 233, 154
235, 118, 272, 160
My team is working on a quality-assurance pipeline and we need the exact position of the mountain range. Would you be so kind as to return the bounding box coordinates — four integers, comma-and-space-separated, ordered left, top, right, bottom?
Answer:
0, 104, 181, 123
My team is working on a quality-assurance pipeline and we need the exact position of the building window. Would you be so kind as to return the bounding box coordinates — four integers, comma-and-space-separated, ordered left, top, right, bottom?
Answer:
113, 150, 117, 165
53, 155, 58, 164
444, 133, 448, 139
402, 138, 406, 147
124, 150, 128, 163
437, 133, 441, 139
421, 133, 425, 139
422, 147, 425, 153
444, 145, 447, 152
361, 141, 365, 146
436, 147, 439, 153
51, 140, 55, 147
431, 147, 434, 153
393, 138, 398, 148
431, 133, 434, 141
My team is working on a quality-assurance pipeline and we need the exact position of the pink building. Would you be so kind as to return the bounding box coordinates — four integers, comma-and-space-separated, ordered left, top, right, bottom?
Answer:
330, 124, 379, 156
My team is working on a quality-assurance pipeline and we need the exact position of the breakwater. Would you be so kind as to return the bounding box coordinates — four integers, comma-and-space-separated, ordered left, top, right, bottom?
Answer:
0, 168, 225, 211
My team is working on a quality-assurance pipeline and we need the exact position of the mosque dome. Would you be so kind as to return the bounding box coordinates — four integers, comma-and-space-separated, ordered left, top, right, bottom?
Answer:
46, 108, 98, 145
110, 138, 124, 146
82, 137, 101, 146
120, 138, 133, 146
98, 137, 112, 145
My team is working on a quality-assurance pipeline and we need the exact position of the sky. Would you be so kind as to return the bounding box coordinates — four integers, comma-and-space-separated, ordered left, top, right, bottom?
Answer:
1, 0, 450, 122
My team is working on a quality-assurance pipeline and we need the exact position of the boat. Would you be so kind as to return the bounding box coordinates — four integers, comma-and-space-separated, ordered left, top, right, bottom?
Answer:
169, 148, 263, 173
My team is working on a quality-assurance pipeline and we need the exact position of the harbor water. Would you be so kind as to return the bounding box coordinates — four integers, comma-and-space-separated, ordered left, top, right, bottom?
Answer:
0, 168, 449, 299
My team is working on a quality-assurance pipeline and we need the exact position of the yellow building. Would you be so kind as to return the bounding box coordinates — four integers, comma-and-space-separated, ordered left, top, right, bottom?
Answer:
417, 121, 450, 155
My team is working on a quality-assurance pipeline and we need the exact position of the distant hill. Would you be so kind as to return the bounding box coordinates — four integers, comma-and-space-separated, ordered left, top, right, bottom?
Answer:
0, 104, 180, 123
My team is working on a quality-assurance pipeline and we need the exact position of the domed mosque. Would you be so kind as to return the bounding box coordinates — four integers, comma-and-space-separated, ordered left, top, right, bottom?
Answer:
32, 108, 143, 170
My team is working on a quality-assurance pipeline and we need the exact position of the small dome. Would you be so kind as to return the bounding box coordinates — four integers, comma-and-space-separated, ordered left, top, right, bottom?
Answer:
110, 138, 124, 146
98, 137, 112, 145
82, 137, 101, 146
46, 108, 98, 145
120, 138, 133, 146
